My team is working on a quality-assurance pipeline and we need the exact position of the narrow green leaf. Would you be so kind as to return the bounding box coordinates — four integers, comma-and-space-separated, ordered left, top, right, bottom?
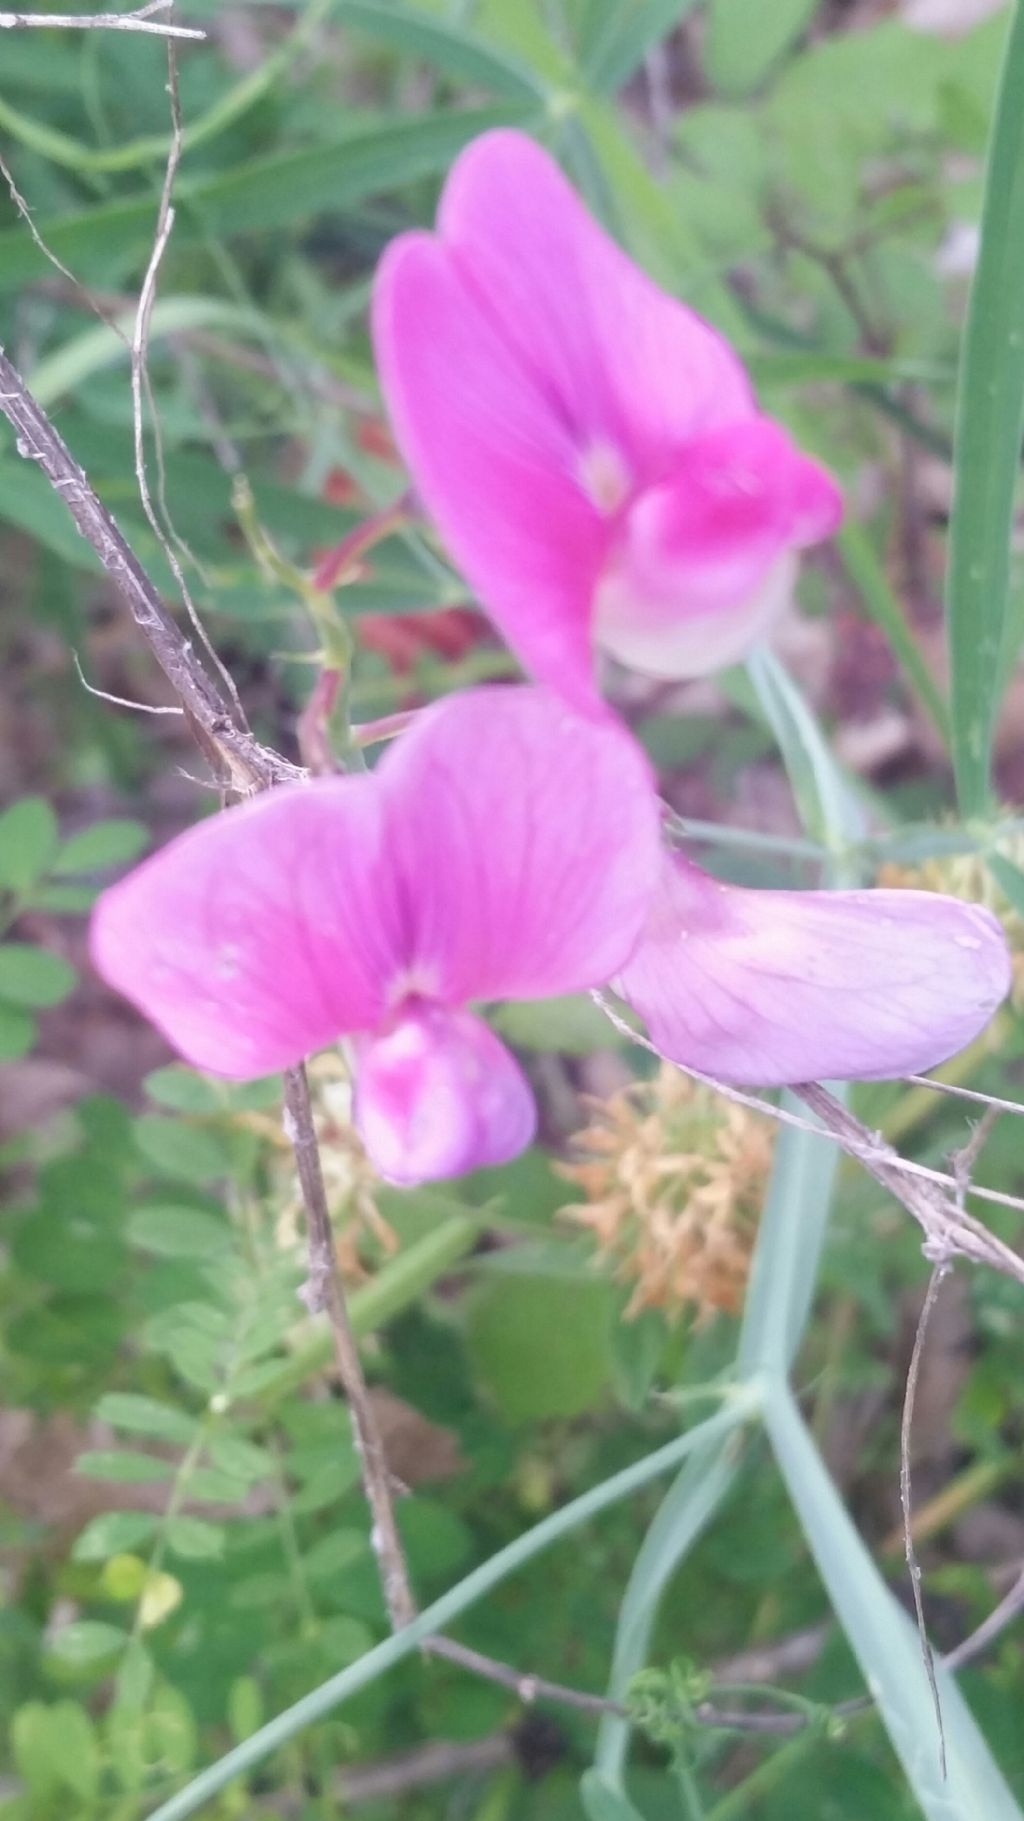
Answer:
258, 1214, 479, 1407
736, 1098, 843, 1380
28, 298, 272, 409
593, 1434, 745, 1787
11, 1705, 63, 1798
0, 944, 76, 1008
838, 523, 951, 748
0, 107, 532, 294
0, 1003, 35, 1060
77, 1450, 176, 1483
466, 1272, 614, 1422
0, 798, 58, 893
143, 1069, 222, 1115
767, 1383, 1024, 1821
946, 0, 1024, 814
227, 1677, 265, 1744
47, 1621, 127, 1669
746, 646, 866, 851
581, 0, 700, 94
28, 883, 98, 913
50, 1702, 102, 1800
581, 1770, 645, 1821
705, 0, 819, 95
52, 820, 148, 875
988, 849, 1024, 916
129, 1204, 233, 1260
132, 1115, 230, 1185
94, 1393, 198, 1446
0, 455, 102, 571
207, 1434, 274, 1483
73, 1512, 159, 1562
166, 1517, 226, 1562
336, 0, 547, 100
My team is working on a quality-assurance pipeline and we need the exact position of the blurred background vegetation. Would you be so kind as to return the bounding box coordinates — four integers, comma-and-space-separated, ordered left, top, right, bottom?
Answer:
3, 1, 1024, 1817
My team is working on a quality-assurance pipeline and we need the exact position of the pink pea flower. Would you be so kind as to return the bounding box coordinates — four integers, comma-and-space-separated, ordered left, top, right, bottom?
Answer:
89, 688, 662, 1185
615, 854, 1012, 1084
372, 130, 842, 713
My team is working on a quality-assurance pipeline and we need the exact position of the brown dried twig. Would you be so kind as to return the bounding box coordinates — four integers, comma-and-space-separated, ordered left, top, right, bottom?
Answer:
130, 43, 249, 732
283, 1068, 417, 1631
0, 349, 295, 792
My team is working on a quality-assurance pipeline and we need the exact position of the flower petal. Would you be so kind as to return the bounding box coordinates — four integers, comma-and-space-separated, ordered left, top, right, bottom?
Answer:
373, 229, 606, 710
90, 781, 401, 1078
379, 685, 663, 1006
373, 130, 757, 708
354, 1004, 535, 1183
439, 130, 755, 469
594, 418, 841, 679
616, 856, 1012, 1084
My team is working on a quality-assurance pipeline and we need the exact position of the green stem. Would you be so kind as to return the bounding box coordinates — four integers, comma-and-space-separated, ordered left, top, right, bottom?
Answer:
946, 0, 1024, 814
593, 1434, 746, 1784
704, 1727, 820, 1821
144, 1398, 754, 1821
676, 1757, 707, 1821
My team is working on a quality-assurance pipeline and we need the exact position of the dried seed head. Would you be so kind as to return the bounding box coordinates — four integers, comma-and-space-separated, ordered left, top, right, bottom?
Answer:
560, 1066, 774, 1320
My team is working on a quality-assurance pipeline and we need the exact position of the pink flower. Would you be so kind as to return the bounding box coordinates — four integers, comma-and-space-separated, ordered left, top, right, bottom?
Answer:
89, 688, 662, 1184
372, 130, 842, 712
615, 855, 1011, 1084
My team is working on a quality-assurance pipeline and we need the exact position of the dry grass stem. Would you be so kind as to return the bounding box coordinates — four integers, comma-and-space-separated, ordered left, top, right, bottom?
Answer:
0, 2, 204, 38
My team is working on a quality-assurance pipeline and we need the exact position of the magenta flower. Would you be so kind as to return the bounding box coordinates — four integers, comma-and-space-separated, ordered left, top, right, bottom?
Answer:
89, 688, 661, 1184
615, 855, 1011, 1084
372, 130, 842, 712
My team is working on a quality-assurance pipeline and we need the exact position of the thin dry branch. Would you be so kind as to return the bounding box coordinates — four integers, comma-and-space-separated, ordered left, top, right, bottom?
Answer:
283, 1066, 417, 1632
899, 1259, 951, 1777
71, 650, 184, 716
796, 1081, 1023, 1282
0, 2, 204, 38
0, 351, 296, 791
130, 43, 249, 731
590, 993, 1024, 1288
905, 1074, 1024, 1119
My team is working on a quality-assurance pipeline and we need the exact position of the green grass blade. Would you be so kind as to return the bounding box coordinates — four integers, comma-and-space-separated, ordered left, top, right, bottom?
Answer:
0, 106, 532, 295
143, 1401, 749, 1821
704, 0, 819, 95
580, 0, 701, 94
746, 645, 867, 852
987, 848, 1024, 915
28, 299, 266, 407
945, 0, 1024, 816
766, 1383, 1023, 1821
335, 0, 548, 100
592, 1434, 745, 1788
838, 523, 951, 750
736, 1097, 844, 1381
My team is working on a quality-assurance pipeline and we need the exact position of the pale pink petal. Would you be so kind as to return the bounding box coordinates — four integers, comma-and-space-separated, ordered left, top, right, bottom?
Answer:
354, 1004, 535, 1184
439, 130, 755, 470
378, 685, 663, 1007
90, 782, 402, 1078
594, 419, 842, 678
598, 552, 797, 680
616, 856, 1012, 1084
373, 231, 607, 710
